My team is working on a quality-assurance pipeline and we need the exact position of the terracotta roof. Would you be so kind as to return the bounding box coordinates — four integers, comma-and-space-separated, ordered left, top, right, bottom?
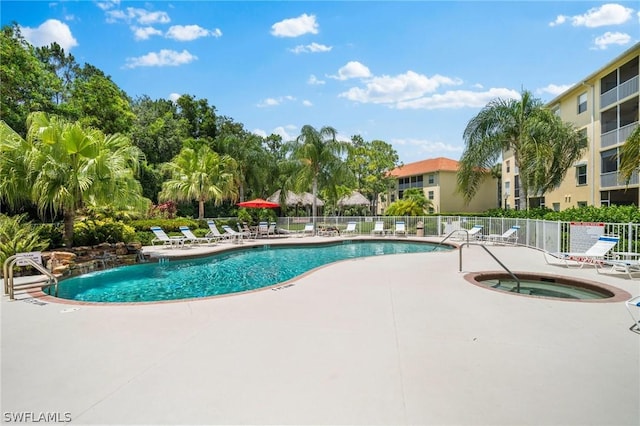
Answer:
389, 157, 459, 177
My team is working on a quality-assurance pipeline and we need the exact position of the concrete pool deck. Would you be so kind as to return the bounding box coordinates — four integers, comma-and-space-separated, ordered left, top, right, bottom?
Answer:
2, 237, 639, 425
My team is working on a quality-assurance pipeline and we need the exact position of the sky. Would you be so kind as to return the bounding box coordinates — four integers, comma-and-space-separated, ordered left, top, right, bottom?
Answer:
1, 1, 639, 165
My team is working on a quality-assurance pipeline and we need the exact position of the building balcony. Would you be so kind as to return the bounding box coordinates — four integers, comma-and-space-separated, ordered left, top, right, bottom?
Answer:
600, 171, 639, 188
601, 121, 639, 148
600, 75, 639, 109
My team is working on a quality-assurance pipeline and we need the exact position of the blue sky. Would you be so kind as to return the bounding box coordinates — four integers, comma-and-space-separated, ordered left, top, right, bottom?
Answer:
2, 1, 639, 164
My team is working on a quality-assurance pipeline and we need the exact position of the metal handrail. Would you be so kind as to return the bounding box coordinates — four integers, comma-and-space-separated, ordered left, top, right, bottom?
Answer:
3, 254, 58, 300
459, 243, 521, 293
438, 229, 473, 247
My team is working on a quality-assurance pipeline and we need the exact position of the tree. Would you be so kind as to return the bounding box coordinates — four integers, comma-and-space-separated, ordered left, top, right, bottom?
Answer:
159, 145, 238, 219
0, 112, 147, 247
68, 64, 135, 135
458, 90, 585, 209
288, 125, 351, 222
0, 24, 59, 136
385, 188, 432, 216
346, 136, 399, 214
130, 95, 185, 165
620, 125, 640, 183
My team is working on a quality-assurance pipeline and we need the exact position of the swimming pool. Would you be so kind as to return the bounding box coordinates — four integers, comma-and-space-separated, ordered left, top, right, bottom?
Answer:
46, 240, 451, 303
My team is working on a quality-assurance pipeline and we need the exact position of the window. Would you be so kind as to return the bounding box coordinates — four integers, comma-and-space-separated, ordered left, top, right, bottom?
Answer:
600, 191, 610, 207
504, 181, 511, 196
551, 105, 560, 116
577, 201, 587, 208
398, 190, 404, 200
601, 149, 617, 173
427, 174, 435, 185
576, 164, 587, 185
577, 92, 587, 114
505, 160, 510, 173
427, 191, 434, 200
553, 203, 560, 212
428, 207, 435, 214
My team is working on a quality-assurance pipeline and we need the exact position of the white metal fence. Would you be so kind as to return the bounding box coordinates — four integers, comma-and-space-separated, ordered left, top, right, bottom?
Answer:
274, 215, 640, 255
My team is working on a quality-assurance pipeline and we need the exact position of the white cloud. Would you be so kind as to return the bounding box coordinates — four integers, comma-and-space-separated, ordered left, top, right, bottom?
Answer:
289, 42, 332, 54
392, 138, 463, 155
537, 83, 573, 96
20, 19, 78, 51
132, 26, 162, 40
302, 100, 313, 107
550, 3, 633, 28
106, 7, 170, 25
166, 25, 222, 41
96, 1, 119, 11
330, 61, 372, 81
256, 125, 297, 141
271, 13, 318, 37
124, 49, 197, 68
394, 88, 521, 110
168, 93, 181, 102
593, 31, 632, 49
256, 96, 296, 107
549, 15, 567, 27
308, 74, 325, 85
339, 71, 463, 104
252, 129, 267, 138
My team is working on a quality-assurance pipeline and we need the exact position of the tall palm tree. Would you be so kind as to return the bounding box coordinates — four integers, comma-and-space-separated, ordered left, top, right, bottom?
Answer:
288, 125, 351, 224
0, 112, 147, 247
619, 125, 640, 183
457, 90, 585, 210
159, 145, 238, 219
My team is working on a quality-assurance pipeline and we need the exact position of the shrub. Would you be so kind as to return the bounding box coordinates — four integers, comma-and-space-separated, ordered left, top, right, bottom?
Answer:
72, 219, 137, 246
128, 218, 200, 233
0, 214, 49, 268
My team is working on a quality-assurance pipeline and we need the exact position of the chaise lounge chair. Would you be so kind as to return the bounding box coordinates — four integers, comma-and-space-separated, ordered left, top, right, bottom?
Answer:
179, 226, 217, 245
456, 224, 483, 241
394, 221, 407, 237
206, 221, 233, 243
371, 221, 386, 237
596, 258, 640, 279
484, 225, 520, 245
221, 225, 244, 243
543, 235, 619, 268
295, 223, 315, 237
342, 221, 357, 237
150, 226, 186, 248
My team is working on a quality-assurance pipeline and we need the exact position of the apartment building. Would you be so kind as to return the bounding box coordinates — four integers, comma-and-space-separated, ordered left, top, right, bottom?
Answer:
379, 157, 498, 214
502, 43, 639, 210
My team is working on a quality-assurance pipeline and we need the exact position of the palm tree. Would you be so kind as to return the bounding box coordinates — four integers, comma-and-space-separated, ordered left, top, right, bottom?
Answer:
159, 145, 238, 219
0, 112, 147, 247
385, 188, 432, 216
457, 90, 585, 210
619, 125, 640, 183
288, 125, 351, 224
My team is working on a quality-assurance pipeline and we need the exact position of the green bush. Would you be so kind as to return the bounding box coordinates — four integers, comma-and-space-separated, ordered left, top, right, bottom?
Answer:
38, 223, 64, 250
73, 219, 137, 246
0, 214, 49, 268
128, 218, 200, 233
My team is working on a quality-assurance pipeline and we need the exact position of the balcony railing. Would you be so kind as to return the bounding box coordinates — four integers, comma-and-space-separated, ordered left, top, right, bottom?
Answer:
601, 171, 639, 188
600, 75, 639, 109
600, 122, 638, 148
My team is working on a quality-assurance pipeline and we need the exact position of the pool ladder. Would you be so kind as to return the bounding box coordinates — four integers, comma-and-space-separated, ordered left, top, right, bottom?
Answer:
3, 254, 58, 300
439, 229, 521, 292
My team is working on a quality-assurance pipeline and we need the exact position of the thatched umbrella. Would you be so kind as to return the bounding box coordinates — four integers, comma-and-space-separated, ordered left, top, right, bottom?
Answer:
337, 191, 370, 207
268, 190, 324, 207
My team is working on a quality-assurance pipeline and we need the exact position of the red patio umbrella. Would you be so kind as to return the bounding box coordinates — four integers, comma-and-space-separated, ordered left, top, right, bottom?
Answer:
237, 198, 280, 209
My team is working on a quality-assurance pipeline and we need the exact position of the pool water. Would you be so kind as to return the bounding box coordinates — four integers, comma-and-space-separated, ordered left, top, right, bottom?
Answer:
484, 279, 612, 299
47, 241, 450, 303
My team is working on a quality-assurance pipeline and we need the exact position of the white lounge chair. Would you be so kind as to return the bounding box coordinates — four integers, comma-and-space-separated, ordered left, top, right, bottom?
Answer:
257, 222, 270, 238
206, 221, 233, 242
295, 223, 315, 237
596, 259, 640, 279
485, 225, 520, 244
179, 226, 217, 245
394, 221, 407, 237
150, 226, 186, 248
222, 225, 244, 243
342, 221, 357, 237
625, 296, 640, 332
456, 224, 483, 241
544, 235, 619, 268
371, 221, 385, 237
